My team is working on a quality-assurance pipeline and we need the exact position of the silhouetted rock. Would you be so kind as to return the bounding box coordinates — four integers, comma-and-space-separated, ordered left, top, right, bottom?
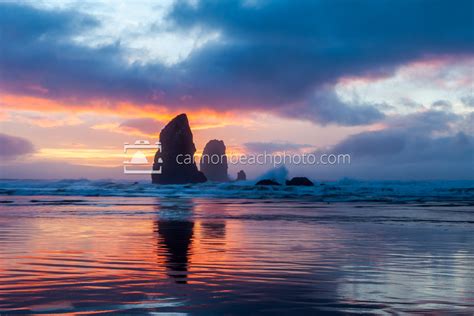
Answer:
286, 177, 314, 186
152, 114, 207, 184
200, 139, 229, 182
256, 179, 281, 185
236, 170, 246, 181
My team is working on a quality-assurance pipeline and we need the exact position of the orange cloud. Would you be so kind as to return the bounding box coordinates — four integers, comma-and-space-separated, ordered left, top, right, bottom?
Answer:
0, 93, 254, 131
35, 147, 125, 167
0, 93, 266, 169
7, 111, 84, 128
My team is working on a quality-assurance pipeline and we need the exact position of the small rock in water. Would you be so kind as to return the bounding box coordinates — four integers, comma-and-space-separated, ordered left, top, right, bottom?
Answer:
286, 177, 314, 186
256, 179, 281, 186
236, 170, 246, 181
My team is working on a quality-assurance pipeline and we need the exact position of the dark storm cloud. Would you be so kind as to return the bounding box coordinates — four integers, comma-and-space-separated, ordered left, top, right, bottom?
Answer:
317, 130, 474, 180
310, 110, 474, 179
0, 133, 35, 159
0, 2, 97, 40
279, 89, 386, 125
167, 0, 474, 103
333, 129, 473, 162
332, 110, 465, 156
1, 1, 473, 125
0, 3, 165, 104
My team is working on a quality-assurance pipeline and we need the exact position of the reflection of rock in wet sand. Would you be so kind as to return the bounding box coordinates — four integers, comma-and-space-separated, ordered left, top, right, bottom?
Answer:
157, 220, 194, 284
201, 222, 226, 240
155, 199, 195, 284
155, 199, 227, 284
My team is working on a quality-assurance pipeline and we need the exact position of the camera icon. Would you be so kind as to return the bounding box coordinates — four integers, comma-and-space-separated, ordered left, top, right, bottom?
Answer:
123, 140, 162, 174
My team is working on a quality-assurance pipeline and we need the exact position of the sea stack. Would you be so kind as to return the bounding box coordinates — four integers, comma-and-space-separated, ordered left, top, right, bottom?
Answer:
236, 170, 246, 181
152, 114, 207, 184
200, 140, 229, 182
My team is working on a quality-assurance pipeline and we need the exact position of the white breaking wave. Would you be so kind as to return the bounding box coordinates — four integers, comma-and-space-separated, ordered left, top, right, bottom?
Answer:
257, 166, 289, 183
0, 179, 473, 202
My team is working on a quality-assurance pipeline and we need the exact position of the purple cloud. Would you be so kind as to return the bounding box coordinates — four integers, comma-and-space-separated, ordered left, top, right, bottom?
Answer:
119, 118, 163, 136
0, 133, 35, 159
309, 110, 474, 179
0, 1, 473, 126
244, 142, 313, 154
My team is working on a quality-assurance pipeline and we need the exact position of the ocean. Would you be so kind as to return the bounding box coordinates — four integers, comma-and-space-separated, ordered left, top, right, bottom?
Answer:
0, 179, 473, 314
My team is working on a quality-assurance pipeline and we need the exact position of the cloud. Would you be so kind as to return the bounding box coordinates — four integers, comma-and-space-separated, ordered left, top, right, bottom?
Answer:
244, 141, 313, 153
0, 161, 122, 179
304, 109, 474, 179
119, 118, 163, 136
332, 110, 468, 157
166, 0, 474, 103
0, 3, 160, 105
385, 109, 459, 134
8, 111, 83, 128
0, 2, 98, 41
0, 133, 36, 159
398, 97, 424, 110
431, 100, 452, 110
461, 95, 474, 108
1, 1, 473, 126
280, 89, 385, 125
333, 130, 472, 163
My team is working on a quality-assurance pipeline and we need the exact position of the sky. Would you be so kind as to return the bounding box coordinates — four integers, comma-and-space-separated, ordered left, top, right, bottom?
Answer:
0, 0, 473, 180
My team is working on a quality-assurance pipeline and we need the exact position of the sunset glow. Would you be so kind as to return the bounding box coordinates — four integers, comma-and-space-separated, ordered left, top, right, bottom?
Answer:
0, 0, 472, 180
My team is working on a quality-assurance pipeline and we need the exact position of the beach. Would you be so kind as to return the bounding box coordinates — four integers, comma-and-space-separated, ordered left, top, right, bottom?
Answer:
0, 180, 473, 314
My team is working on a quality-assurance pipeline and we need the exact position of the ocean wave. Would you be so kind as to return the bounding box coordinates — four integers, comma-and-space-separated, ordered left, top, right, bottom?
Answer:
0, 179, 473, 203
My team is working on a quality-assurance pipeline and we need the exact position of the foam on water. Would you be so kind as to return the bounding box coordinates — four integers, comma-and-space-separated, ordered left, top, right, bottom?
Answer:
0, 178, 473, 202
257, 165, 289, 183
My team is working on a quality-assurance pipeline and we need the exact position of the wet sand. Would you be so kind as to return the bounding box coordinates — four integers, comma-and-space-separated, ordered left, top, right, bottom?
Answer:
0, 196, 473, 314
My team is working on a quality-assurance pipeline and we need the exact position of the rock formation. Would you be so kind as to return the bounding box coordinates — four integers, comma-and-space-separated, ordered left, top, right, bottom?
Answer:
256, 179, 281, 185
200, 139, 229, 182
286, 177, 314, 186
236, 170, 246, 181
152, 114, 207, 184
